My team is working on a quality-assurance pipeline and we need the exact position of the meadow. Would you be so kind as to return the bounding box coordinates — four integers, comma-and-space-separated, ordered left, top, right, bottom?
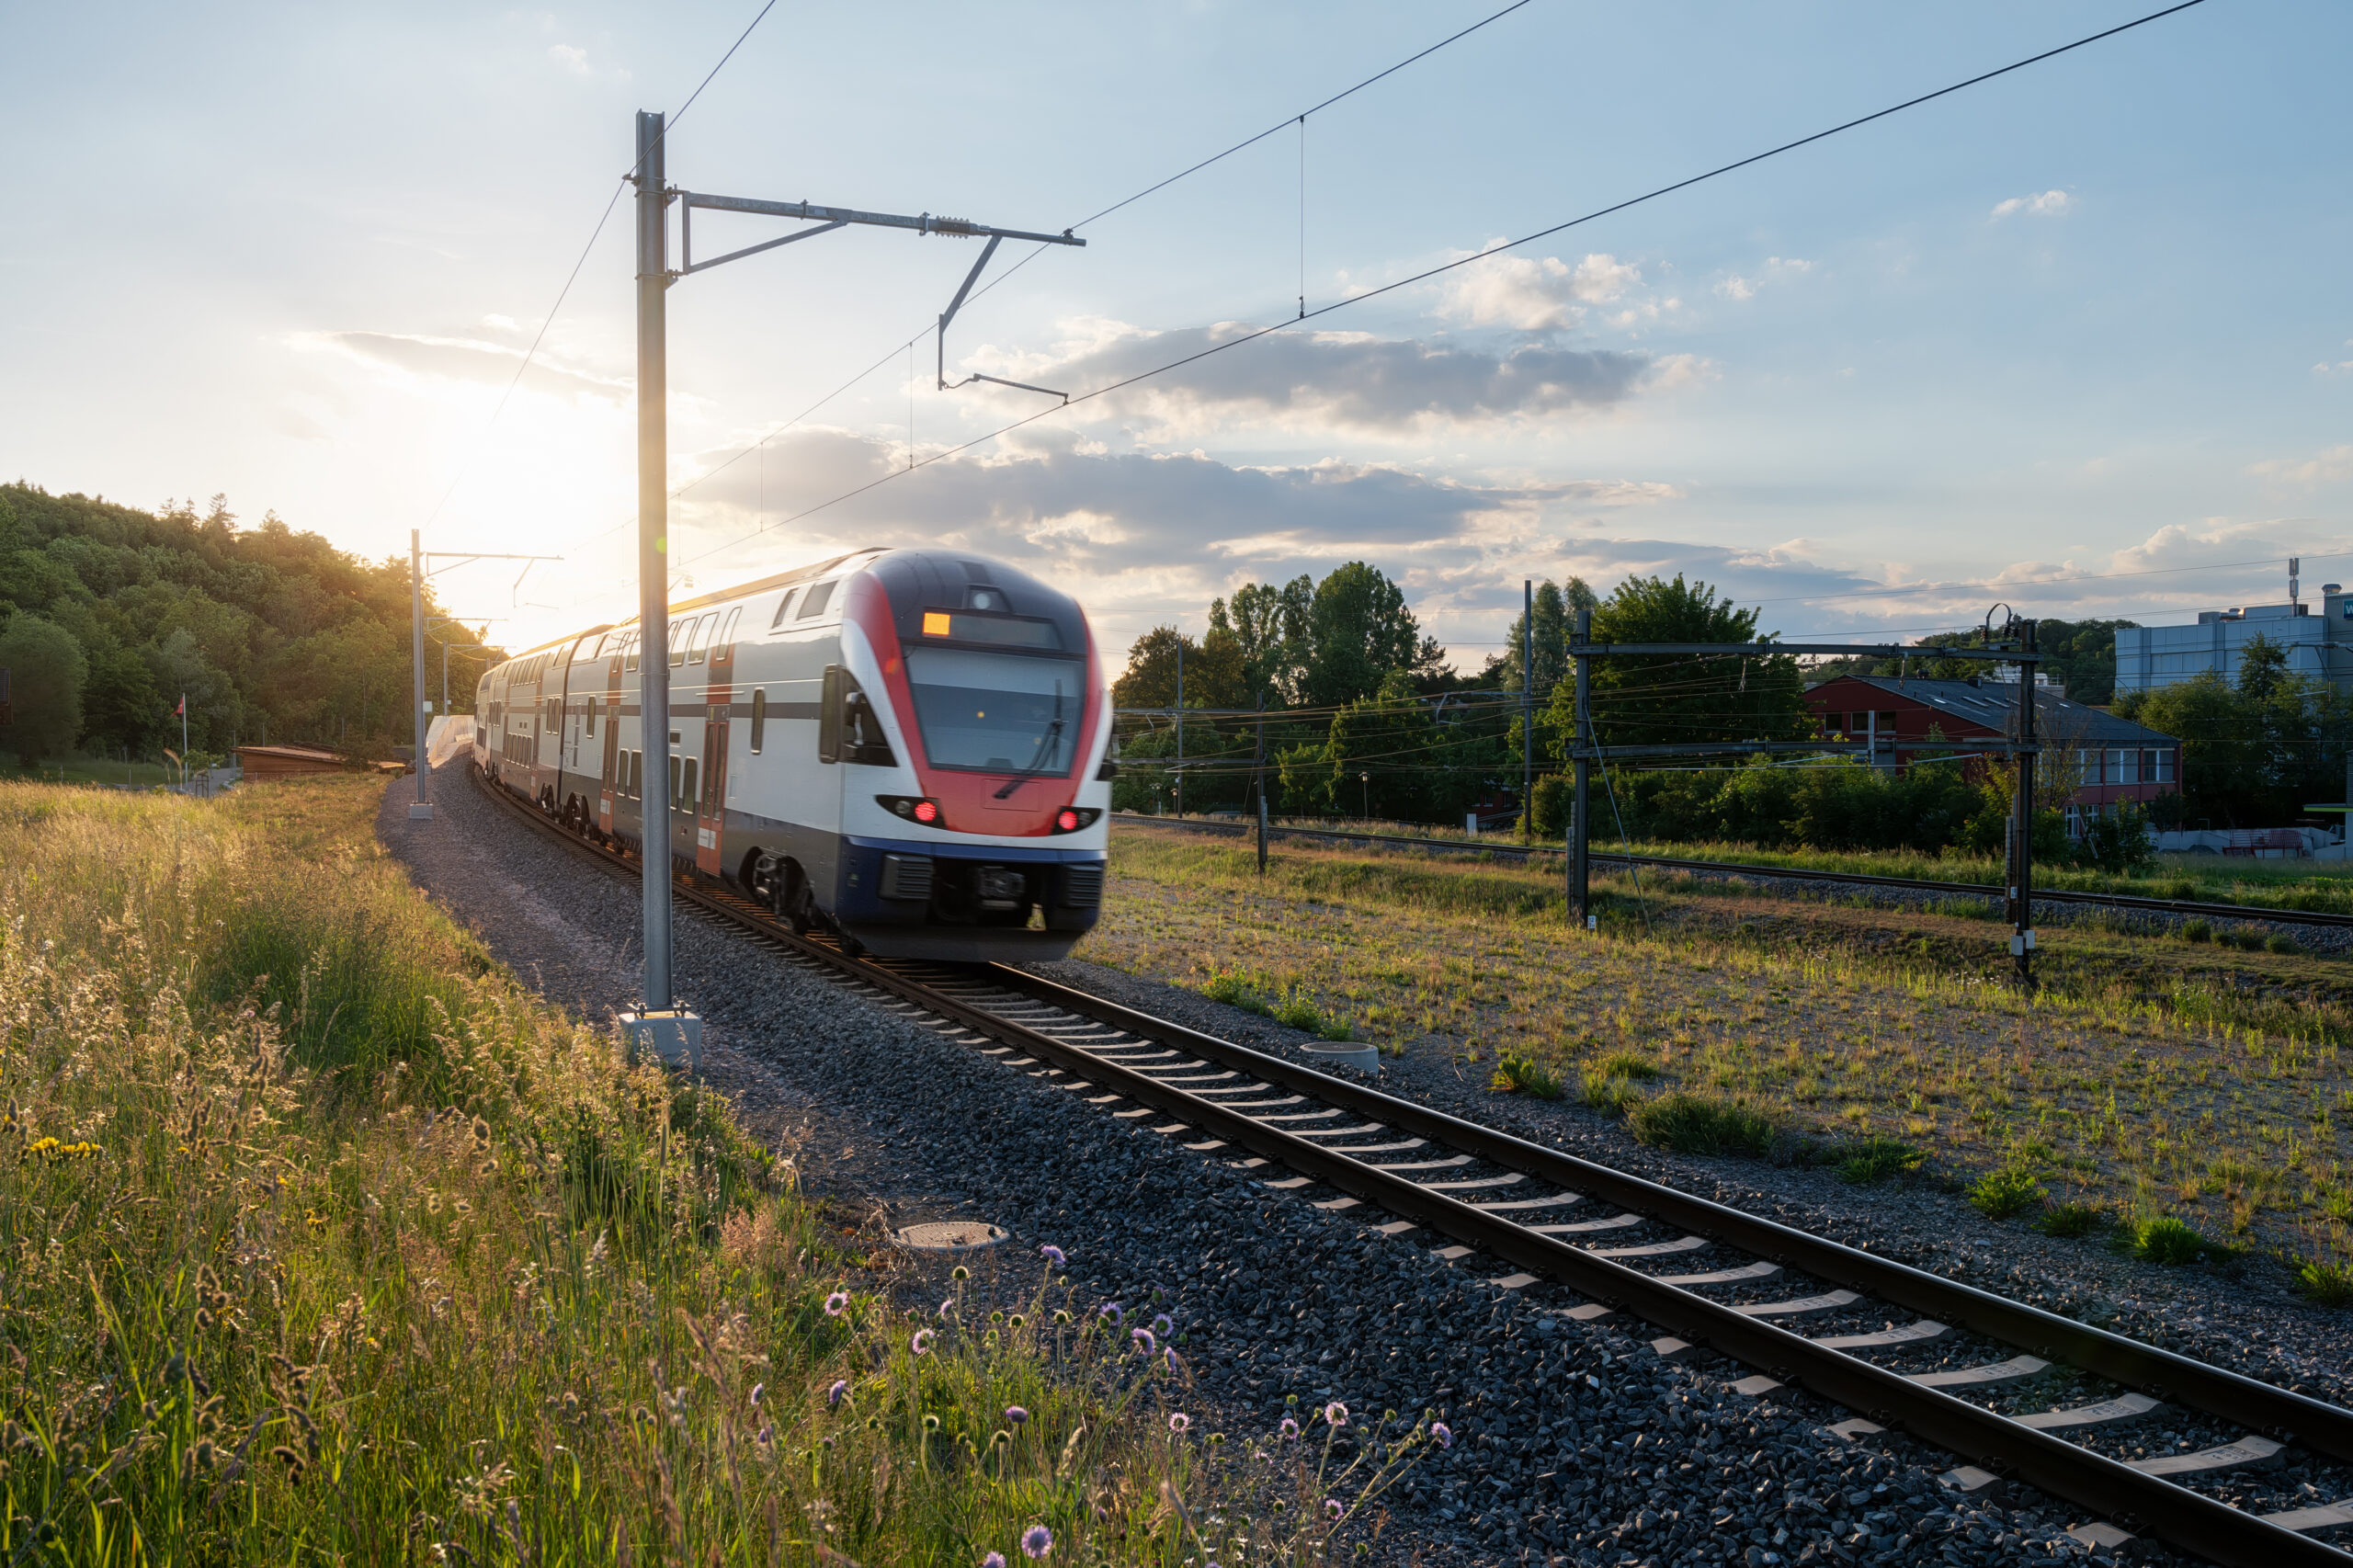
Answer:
1176, 812, 2353, 916
0, 778, 1429, 1563
1091, 824, 2353, 1284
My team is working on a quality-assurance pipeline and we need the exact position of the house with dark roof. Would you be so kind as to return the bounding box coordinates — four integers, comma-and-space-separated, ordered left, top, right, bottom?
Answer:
1802, 675, 2180, 838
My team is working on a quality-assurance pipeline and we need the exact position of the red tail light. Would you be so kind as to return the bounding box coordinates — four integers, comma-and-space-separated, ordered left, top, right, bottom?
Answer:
914, 799, 938, 824
1056, 809, 1079, 831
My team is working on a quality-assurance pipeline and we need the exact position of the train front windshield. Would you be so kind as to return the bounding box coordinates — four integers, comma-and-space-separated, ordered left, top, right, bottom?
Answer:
903, 648, 1080, 775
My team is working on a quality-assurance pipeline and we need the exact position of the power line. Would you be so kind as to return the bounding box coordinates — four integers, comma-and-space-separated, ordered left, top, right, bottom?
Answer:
672, 0, 2211, 577
631, 0, 1543, 551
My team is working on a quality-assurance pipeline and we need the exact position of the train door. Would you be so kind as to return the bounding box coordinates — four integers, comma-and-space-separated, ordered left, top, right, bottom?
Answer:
695, 607, 739, 874
599, 692, 620, 835
697, 716, 728, 873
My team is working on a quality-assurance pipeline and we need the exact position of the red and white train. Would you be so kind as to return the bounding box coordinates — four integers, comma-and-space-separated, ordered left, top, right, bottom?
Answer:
472, 549, 1113, 961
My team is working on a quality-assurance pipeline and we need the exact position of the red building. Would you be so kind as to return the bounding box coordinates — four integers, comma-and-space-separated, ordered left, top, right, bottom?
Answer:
1802, 675, 2181, 838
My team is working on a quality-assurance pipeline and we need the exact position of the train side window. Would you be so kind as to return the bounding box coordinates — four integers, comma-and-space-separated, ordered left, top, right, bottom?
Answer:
796, 581, 835, 619
544, 698, 558, 732
770, 588, 800, 629
668, 754, 683, 807
624, 632, 640, 672
585, 700, 596, 738
750, 688, 767, 754
716, 607, 741, 660
818, 666, 843, 763
685, 613, 715, 665
629, 750, 642, 799
669, 626, 688, 666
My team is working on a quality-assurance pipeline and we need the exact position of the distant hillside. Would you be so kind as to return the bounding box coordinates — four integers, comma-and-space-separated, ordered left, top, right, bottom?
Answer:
0, 483, 499, 765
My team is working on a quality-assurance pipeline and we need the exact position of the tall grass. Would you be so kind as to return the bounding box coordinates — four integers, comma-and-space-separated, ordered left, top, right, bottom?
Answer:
0, 780, 1438, 1562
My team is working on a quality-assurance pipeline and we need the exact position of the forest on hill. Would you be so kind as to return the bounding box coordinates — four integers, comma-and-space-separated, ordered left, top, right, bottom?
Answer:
0, 483, 496, 767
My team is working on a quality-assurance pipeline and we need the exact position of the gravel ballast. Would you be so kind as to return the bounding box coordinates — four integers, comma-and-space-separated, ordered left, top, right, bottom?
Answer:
381, 766, 2345, 1564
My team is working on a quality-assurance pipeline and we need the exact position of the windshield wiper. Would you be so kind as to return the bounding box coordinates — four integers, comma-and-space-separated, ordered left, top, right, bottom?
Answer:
993, 684, 1065, 799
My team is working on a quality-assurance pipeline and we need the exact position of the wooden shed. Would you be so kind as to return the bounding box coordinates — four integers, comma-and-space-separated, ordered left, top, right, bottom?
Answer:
236, 744, 351, 781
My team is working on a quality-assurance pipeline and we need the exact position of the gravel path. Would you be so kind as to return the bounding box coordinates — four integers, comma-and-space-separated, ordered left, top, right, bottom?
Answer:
381, 765, 2343, 1565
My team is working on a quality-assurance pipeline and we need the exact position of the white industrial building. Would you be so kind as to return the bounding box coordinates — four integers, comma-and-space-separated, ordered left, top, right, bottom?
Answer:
2112, 564, 2353, 698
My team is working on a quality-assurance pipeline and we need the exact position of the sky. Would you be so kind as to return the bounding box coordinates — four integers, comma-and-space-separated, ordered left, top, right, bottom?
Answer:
3, 0, 2349, 670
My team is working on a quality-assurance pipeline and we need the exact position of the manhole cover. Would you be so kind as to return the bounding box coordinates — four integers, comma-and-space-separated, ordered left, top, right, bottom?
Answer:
892, 1221, 1009, 1253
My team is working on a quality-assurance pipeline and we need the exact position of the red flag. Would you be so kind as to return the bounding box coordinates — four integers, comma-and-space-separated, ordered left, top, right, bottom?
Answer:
175, 694, 186, 717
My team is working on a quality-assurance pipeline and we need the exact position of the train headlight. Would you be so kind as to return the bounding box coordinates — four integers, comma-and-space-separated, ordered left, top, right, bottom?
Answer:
876, 794, 942, 826
1051, 808, 1101, 834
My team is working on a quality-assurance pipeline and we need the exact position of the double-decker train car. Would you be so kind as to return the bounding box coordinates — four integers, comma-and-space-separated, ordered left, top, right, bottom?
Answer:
472, 549, 1112, 960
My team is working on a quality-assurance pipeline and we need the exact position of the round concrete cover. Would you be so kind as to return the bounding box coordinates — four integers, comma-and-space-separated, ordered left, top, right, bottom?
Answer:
893, 1221, 1008, 1252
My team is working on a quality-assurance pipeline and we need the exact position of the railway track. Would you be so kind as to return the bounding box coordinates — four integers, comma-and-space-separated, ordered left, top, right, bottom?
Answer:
1112, 811, 2353, 932
472, 768, 2353, 1565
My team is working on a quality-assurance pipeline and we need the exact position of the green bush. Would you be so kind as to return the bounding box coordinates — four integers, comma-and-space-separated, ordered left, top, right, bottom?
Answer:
1835, 1136, 1924, 1185
1967, 1166, 2046, 1219
2265, 933, 2303, 956
2033, 1201, 2108, 1238
2182, 919, 2213, 944
2294, 1258, 2353, 1309
1627, 1093, 1777, 1157
1489, 1051, 1563, 1100
1594, 1051, 1661, 1081
2124, 1214, 2208, 1265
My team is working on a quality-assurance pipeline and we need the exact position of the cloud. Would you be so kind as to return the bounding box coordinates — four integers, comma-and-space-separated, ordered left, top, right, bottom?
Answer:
548, 43, 591, 76
2247, 443, 2353, 491
659, 425, 1688, 648
1714, 256, 1813, 301
972, 319, 1693, 437
1438, 251, 1646, 334
1991, 189, 2075, 220
293, 329, 630, 403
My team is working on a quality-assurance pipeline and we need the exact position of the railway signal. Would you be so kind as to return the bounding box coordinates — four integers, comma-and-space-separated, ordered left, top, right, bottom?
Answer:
625, 108, 1084, 1055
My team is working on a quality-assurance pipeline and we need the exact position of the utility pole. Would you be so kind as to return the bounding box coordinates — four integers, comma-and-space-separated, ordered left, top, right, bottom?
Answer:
635, 108, 678, 1040
1254, 691, 1268, 874
1521, 578, 1533, 841
2011, 620, 2039, 988
1571, 607, 1592, 928
1174, 635, 1185, 819
620, 108, 1083, 1064
408, 530, 433, 819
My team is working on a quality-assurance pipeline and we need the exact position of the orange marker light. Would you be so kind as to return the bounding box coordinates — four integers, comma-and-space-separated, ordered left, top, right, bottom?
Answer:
922, 611, 950, 636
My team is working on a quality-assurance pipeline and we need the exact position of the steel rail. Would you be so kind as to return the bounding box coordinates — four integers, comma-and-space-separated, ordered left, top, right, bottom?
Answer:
467, 770, 2353, 1565
1111, 812, 2353, 930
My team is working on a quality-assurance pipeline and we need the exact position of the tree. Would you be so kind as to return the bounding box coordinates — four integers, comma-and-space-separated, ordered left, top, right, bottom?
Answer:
2118, 671, 2266, 826
81, 643, 163, 754
1498, 577, 1595, 697
1302, 562, 1437, 710
1546, 574, 1807, 751
1212, 577, 1312, 704
1110, 626, 1246, 711
0, 613, 88, 768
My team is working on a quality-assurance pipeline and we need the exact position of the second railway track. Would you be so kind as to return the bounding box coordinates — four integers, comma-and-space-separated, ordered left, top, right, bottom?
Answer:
474, 767, 2353, 1566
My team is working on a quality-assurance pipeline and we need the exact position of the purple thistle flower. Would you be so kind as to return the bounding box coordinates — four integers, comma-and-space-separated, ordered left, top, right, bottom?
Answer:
983, 1556, 1007, 1568
824, 1290, 848, 1317
1131, 1326, 1156, 1355
911, 1328, 934, 1357
1430, 1420, 1452, 1449
1098, 1301, 1122, 1324
1020, 1523, 1052, 1560
1040, 1244, 1065, 1267
749, 1381, 766, 1407
1324, 1499, 1344, 1521
1324, 1401, 1348, 1427
1279, 1415, 1300, 1440
1006, 1404, 1029, 1425
1168, 1412, 1190, 1433
827, 1380, 848, 1408
938, 1299, 956, 1320
1152, 1313, 1173, 1337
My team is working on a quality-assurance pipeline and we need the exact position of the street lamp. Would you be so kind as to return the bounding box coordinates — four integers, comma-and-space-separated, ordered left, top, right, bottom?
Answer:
1360, 771, 1370, 823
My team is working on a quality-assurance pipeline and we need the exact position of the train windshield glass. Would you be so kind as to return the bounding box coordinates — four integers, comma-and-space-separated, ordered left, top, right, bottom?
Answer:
903, 648, 1080, 775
